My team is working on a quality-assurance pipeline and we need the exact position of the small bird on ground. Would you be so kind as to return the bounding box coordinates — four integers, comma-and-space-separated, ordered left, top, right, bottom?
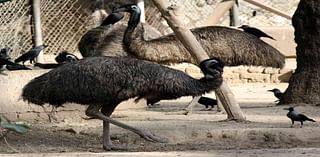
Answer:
238, 25, 276, 40
268, 88, 283, 102
146, 96, 217, 110
15, 44, 48, 65
197, 96, 217, 110
34, 51, 80, 69
284, 107, 316, 128
0, 58, 30, 75
55, 51, 79, 64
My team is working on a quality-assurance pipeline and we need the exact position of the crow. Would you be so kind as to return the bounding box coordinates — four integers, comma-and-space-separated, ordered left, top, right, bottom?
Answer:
34, 51, 79, 69
0, 58, 30, 75
284, 107, 316, 128
197, 96, 217, 110
14, 44, 48, 65
268, 88, 283, 102
238, 25, 276, 40
55, 51, 79, 64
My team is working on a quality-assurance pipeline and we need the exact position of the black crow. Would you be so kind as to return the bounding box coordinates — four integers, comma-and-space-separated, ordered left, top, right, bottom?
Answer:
197, 96, 217, 110
55, 51, 79, 64
284, 107, 316, 128
15, 45, 48, 65
238, 25, 275, 40
0, 58, 30, 75
34, 51, 79, 69
268, 88, 283, 102
0, 47, 10, 60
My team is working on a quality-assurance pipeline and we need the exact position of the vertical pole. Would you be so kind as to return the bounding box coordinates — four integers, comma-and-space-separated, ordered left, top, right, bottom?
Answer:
32, 0, 44, 63
229, 2, 239, 26
137, 0, 145, 23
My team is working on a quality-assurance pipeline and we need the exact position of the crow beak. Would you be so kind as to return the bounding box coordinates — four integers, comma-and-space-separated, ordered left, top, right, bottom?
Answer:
283, 108, 290, 110
267, 90, 273, 92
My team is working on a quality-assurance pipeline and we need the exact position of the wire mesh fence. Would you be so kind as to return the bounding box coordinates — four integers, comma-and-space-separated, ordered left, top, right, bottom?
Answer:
0, 0, 299, 58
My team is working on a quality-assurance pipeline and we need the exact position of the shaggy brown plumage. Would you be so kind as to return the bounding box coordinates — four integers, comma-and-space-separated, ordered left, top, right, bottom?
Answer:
117, 3, 285, 68
22, 56, 224, 150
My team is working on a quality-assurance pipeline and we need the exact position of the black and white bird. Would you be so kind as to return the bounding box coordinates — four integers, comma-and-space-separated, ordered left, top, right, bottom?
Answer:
284, 107, 316, 128
55, 51, 79, 64
15, 44, 48, 65
238, 25, 275, 40
268, 88, 283, 102
34, 51, 80, 69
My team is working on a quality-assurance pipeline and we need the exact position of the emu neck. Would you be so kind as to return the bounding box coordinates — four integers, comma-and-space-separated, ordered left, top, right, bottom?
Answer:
123, 11, 140, 47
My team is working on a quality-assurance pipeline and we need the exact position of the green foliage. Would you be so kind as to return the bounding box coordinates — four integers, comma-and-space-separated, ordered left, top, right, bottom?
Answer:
0, 116, 30, 138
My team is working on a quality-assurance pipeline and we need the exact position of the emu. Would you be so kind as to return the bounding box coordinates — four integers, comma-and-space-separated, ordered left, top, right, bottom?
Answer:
111, 4, 285, 68
78, 12, 126, 57
22, 56, 224, 150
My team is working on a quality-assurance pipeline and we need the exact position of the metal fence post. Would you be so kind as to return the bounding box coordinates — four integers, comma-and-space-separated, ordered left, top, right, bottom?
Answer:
32, 0, 44, 63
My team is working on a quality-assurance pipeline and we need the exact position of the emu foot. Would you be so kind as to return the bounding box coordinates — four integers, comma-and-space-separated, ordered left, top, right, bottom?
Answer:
103, 145, 129, 151
138, 130, 168, 143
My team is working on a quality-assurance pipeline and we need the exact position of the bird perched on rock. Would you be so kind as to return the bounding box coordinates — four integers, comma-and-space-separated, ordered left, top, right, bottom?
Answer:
268, 88, 283, 102
238, 25, 275, 40
284, 107, 316, 128
15, 44, 48, 65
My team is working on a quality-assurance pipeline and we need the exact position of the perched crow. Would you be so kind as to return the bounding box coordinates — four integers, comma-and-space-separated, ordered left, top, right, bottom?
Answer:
15, 45, 48, 65
268, 88, 283, 102
55, 51, 79, 64
284, 107, 316, 128
238, 25, 275, 40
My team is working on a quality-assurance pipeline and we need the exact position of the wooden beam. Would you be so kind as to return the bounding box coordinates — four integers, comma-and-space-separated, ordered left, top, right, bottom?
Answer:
137, 0, 146, 23
203, 0, 236, 26
152, 0, 246, 121
243, 0, 292, 19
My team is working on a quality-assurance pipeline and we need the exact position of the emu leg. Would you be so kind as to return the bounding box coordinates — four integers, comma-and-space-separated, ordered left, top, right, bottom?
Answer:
101, 106, 128, 151
85, 105, 167, 147
184, 96, 201, 115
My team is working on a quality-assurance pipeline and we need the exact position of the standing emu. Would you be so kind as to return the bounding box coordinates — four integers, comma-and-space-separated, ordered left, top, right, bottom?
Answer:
108, 4, 285, 68
22, 56, 224, 150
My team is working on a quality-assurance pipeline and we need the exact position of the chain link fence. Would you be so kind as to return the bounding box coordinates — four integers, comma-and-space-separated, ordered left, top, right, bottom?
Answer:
0, 0, 298, 58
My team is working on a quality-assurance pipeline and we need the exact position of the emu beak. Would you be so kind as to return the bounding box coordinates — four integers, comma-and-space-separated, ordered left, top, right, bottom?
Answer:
283, 108, 290, 110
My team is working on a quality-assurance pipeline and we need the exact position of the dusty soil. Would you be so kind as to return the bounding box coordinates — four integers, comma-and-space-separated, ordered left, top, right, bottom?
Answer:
1, 83, 320, 155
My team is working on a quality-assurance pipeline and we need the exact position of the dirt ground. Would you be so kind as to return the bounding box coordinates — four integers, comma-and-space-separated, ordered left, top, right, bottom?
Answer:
1, 83, 320, 156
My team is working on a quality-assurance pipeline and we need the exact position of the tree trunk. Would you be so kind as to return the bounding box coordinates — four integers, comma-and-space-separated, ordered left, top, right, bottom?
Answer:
152, 0, 246, 121
280, 0, 320, 105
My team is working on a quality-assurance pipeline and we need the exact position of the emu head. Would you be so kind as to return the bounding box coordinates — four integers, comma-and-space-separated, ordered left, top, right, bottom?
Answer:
199, 57, 224, 80
112, 4, 141, 28
100, 12, 124, 26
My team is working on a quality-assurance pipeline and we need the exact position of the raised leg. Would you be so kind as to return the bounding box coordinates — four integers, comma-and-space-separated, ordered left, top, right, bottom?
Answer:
300, 121, 303, 128
85, 104, 167, 151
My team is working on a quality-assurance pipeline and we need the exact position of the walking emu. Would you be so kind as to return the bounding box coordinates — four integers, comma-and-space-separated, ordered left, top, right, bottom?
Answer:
22, 56, 224, 150
110, 4, 285, 68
